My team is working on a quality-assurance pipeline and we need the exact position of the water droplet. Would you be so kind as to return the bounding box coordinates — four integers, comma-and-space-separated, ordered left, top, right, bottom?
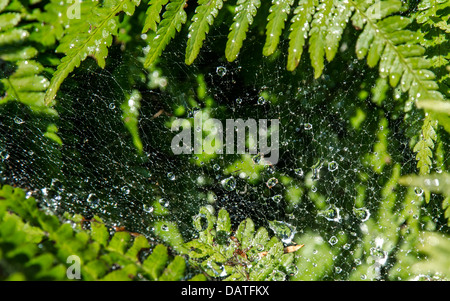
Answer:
216, 66, 227, 77
86, 193, 99, 209
266, 177, 278, 188
328, 161, 338, 172
318, 205, 341, 222
312, 160, 323, 181
109, 103, 115, 109
143, 204, 154, 213
370, 247, 388, 264
414, 187, 423, 196
294, 168, 304, 177
272, 194, 283, 203
335, 266, 342, 274
167, 172, 175, 181
161, 224, 169, 232
158, 198, 169, 208
221, 177, 236, 191
268, 220, 296, 244
121, 186, 130, 194
257, 96, 266, 105
256, 243, 264, 251
272, 270, 286, 281
265, 165, 275, 174
286, 264, 298, 277
328, 236, 338, 245
235, 97, 243, 104
353, 207, 370, 222
213, 164, 220, 171
194, 214, 208, 231
252, 154, 262, 164
14, 117, 24, 124
304, 123, 312, 130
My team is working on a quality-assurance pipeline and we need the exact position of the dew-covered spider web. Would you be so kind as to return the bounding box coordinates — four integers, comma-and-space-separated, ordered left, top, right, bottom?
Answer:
1, 25, 449, 281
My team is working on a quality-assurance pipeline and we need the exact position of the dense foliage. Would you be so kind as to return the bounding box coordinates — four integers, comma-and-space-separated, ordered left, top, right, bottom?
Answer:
0, 0, 449, 280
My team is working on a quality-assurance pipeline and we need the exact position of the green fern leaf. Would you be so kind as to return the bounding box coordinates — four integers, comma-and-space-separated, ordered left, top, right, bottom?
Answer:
413, 114, 438, 175
144, 0, 187, 68
184, 207, 304, 280
416, 0, 450, 27
159, 255, 186, 281
399, 172, 450, 197
262, 0, 294, 57
353, 0, 445, 105
325, 0, 353, 61
44, 0, 140, 105
185, 0, 223, 65
308, 0, 333, 78
286, 0, 318, 71
0, 4, 55, 115
417, 100, 450, 115
0, 184, 199, 281
225, 0, 261, 62
121, 90, 143, 154
0, 0, 7, 12
142, 0, 169, 33
29, 0, 70, 47
0, 12, 20, 31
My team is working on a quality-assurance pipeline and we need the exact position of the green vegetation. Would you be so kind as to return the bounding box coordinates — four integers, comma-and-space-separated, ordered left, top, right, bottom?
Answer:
0, 0, 449, 281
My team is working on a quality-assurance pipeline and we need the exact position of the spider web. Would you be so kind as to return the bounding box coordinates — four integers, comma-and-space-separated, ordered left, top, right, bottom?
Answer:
1, 23, 449, 280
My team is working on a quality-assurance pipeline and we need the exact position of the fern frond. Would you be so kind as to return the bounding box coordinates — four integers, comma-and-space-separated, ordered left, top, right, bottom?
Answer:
286, 0, 318, 71
0, 184, 197, 281
262, 0, 294, 57
413, 114, 437, 175
349, 0, 447, 177
225, 0, 261, 62
308, 0, 333, 78
142, 0, 169, 33
0, 0, 54, 114
416, 0, 450, 31
352, 0, 445, 104
185, 0, 223, 65
28, 0, 70, 47
44, 0, 140, 106
185, 207, 303, 280
143, 0, 187, 68
414, 0, 450, 85
324, 0, 353, 61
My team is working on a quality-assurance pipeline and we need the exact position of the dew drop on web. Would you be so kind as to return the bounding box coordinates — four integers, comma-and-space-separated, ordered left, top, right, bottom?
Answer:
216, 66, 227, 77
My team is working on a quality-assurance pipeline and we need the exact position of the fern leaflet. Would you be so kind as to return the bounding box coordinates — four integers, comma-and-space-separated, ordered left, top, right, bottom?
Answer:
225, 0, 261, 62
185, 0, 223, 65
308, 0, 333, 78
44, 0, 140, 106
0, 0, 54, 114
142, 0, 169, 33
413, 114, 438, 175
143, 0, 187, 68
287, 0, 318, 71
325, 0, 353, 61
263, 0, 294, 57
